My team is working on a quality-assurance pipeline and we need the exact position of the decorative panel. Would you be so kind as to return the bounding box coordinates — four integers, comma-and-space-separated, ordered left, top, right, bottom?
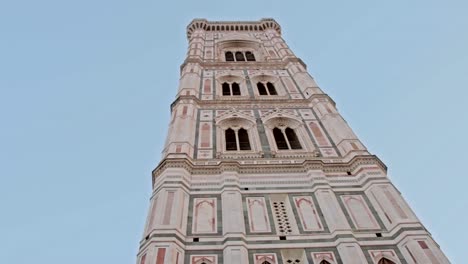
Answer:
155, 248, 166, 264
368, 250, 400, 264
190, 255, 217, 264
192, 197, 217, 233
246, 197, 271, 233
199, 122, 212, 148
341, 195, 379, 229
162, 191, 175, 225
253, 253, 278, 264
308, 121, 331, 147
293, 196, 323, 231
311, 252, 336, 264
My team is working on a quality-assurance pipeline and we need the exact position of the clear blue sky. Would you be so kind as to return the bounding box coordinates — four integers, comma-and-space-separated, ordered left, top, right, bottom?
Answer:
1, 0, 466, 263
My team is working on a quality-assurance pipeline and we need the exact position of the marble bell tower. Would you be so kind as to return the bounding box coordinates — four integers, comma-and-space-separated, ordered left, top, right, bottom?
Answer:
136, 19, 449, 264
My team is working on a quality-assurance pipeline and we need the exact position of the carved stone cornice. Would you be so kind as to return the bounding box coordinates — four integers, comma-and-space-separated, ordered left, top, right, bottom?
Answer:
170, 94, 335, 112
186, 18, 281, 39
151, 155, 387, 185
180, 57, 307, 73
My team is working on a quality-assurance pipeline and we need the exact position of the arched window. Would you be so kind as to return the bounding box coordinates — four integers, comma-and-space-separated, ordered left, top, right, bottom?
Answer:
222, 82, 231, 95
261, 262, 271, 264
285, 127, 302, 149
266, 82, 277, 95
273, 127, 302, 150
231, 82, 241, 95
257, 81, 277, 96
319, 260, 331, 264
238, 128, 251, 150
246, 51, 256, 61
225, 51, 234, 61
235, 51, 245, 61
378, 258, 396, 264
273, 127, 288, 150
257, 82, 268, 95
225, 128, 237, 150
225, 128, 251, 151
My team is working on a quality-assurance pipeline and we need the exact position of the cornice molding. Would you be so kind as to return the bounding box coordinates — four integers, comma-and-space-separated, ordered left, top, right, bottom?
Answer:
151, 155, 388, 185
180, 57, 307, 73
170, 94, 335, 112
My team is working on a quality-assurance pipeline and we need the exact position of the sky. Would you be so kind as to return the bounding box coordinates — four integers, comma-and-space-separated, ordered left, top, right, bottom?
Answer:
0, 0, 467, 263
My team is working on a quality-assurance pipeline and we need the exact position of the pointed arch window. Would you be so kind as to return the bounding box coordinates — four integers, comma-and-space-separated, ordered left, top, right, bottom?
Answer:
319, 261, 331, 264
273, 127, 302, 150
225, 128, 237, 150
378, 258, 396, 264
261, 262, 271, 264
231, 82, 241, 95
246, 51, 256, 61
266, 82, 277, 95
222, 82, 231, 95
285, 127, 301, 149
257, 81, 277, 95
222, 82, 241, 96
235, 51, 245, 61
257, 82, 268, 95
238, 128, 251, 150
225, 127, 251, 151
273, 127, 288, 150
225, 51, 234, 61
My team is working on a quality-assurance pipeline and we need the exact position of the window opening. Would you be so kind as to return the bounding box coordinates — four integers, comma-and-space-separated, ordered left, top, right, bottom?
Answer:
285, 127, 302, 149
225, 51, 234, 61
246, 51, 256, 61
231, 82, 241, 95
222, 82, 231, 95
225, 128, 237, 150
273, 127, 289, 150
267, 82, 277, 95
378, 258, 396, 264
225, 127, 251, 151
238, 128, 251, 150
235, 51, 245, 61
319, 261, 331, 264
257, 82, 268, 95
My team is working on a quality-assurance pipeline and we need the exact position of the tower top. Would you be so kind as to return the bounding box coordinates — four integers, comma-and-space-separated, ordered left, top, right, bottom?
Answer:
186, 18, 281, 39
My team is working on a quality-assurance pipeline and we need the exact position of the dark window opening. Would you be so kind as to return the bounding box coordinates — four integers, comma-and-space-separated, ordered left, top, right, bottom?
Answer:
225, 128, 237, 151
319, 261, 331, 264
378, 258, 396, 264
231, 82, 241, 95
193, 237, 199, 242
225, 51, 234, 61
222, 82, 231, 96
267, 82, 277, 95
238, 128, 251, 150
376, 233, 382, 237
235, 51, 245, 61
347, 171, 352, 176
257, 82, 268, 95
285, 127, 302, 149
246, 51, 256, 61
273, 128, 289, 150
279, 236, 286, 240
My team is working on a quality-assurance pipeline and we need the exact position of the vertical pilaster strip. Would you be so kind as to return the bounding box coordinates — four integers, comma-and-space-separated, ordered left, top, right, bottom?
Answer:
254, 109, 272, 158
309, 108, 342, 156
193, 108, 201, 159
243, 69, 255, 98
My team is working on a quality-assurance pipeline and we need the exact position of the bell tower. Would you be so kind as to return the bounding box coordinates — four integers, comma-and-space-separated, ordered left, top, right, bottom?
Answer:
136, 19, 449, 264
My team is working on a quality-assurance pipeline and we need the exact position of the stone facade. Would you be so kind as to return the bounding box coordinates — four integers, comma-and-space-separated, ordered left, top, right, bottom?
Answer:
136, 19, 449, 264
